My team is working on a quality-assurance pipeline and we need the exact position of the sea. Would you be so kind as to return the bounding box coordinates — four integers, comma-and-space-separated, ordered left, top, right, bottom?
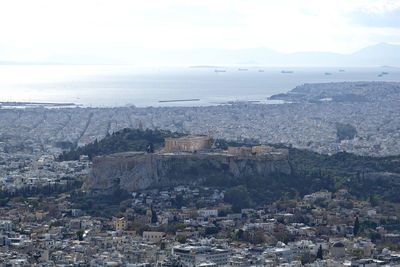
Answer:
0, 65, 399, 108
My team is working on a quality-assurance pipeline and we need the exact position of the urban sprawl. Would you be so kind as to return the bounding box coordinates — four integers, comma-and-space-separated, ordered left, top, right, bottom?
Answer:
0, 82, 400, 266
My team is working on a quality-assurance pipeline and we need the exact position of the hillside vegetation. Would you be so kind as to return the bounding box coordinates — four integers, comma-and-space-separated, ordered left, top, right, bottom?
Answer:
58, 128, 184, 161
59, 128, 400, 205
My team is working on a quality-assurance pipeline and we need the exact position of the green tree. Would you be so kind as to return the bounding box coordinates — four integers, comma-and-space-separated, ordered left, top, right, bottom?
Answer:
151, 208, 158, 224
369, 195, 379, 207
235, 229, 244, 240
354, 217, 360, 236
0, 198, 9, 207
174, 193, 184, 209
76, 230, 84, 241
316, 245, 323, 260
205, 226, 219, 236
335, 122, 357, 141
224, 185, 251, 213
176, 236, 187, 244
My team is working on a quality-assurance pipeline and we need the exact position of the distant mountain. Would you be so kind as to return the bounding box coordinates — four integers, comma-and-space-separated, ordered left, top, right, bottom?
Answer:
1, 43, 400, 66
350, 43, 400, 66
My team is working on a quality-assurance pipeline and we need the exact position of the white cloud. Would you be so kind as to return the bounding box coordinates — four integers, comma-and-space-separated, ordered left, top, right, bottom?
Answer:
358, 0, 400, 14
0, 0, 399, 56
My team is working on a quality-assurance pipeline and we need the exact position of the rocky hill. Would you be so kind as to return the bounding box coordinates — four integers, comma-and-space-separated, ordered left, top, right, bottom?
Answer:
84, 151, 291, 193
75, 128, 400, 205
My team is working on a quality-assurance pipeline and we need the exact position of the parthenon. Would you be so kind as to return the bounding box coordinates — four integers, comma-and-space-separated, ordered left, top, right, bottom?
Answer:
164, 135, 212, 152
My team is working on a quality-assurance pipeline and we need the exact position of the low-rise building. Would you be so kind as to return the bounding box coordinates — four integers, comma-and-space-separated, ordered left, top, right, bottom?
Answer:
198, 209, 218, 218
113, 217, 128, 231
172, 244, 229, 266
143, 231, 165, 243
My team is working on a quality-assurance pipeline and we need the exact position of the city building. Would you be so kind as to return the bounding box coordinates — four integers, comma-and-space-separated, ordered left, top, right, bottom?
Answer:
113, 217, 128, 231
172, 244, 229, 266
142, 231, 165, 243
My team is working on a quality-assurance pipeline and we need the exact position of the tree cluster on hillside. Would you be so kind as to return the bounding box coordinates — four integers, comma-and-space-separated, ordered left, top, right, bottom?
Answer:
213, 148, 400, 207
58, 128, 185, 161
68, 188, 131, 218
0, 180, 83, 207
335, 122, 357, 141
58, 128, 400, 207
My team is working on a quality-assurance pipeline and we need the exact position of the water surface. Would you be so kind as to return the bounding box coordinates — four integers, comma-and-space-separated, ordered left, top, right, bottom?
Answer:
0, 65, 399, 107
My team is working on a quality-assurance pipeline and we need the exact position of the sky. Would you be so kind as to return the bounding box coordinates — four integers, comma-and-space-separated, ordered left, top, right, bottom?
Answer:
1, 0, 400, 62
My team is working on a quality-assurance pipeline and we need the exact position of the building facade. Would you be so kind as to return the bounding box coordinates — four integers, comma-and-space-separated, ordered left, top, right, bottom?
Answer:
113, 217, 128, 231
143, 231, 165, 243
173, 244, 229, 266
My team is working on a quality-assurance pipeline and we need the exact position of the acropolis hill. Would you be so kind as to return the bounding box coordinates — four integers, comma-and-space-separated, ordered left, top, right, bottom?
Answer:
84, 136, 290, 192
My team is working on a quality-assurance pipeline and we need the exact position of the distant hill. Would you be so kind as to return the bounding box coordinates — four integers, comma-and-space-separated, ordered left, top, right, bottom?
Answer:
1, 43, 400, 66
348, 43, 400, 66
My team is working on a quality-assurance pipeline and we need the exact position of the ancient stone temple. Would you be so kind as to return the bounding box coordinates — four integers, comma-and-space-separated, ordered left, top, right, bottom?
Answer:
164, 135, 212, 152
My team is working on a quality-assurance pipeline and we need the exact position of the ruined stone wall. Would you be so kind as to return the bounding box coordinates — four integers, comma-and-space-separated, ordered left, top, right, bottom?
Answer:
227, 145, 289, 159
252, 145, 274, 155
164, 136, 212, 152
227, 146, 252, 156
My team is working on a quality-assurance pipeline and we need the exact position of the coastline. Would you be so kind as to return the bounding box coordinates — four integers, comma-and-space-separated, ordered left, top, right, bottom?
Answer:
0, 101, 80, 109
1, 65, 399, 109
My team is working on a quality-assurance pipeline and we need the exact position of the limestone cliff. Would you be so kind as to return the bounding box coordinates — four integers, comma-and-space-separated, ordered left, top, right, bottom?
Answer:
84, 151, 292, 192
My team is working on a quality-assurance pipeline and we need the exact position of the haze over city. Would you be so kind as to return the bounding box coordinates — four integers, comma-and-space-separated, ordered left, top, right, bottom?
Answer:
1, 0, 400, 65
1, 1, 400, 266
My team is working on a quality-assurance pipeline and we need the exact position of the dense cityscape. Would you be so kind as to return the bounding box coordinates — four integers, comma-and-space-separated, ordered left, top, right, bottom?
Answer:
1, 82, 400, 266
1, 173, 400, 266
2, 0, 400, 265
1, 83, 400, 158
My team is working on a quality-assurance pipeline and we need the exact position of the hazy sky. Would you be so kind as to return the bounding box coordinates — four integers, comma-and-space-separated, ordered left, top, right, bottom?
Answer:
1, 0, 400, 56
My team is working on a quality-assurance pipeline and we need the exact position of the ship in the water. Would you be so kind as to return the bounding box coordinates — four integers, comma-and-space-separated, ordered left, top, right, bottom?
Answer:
214, 69, 226, 73
281, 70, 294, 74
